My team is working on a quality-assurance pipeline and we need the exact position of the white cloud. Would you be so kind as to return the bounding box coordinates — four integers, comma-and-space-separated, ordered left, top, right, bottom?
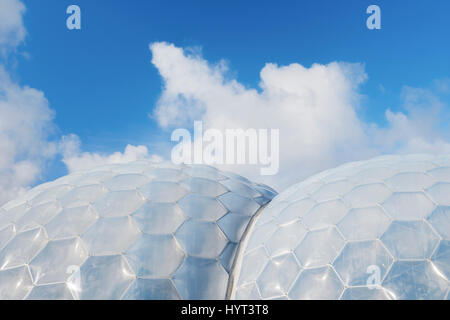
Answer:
0, 0, 26, 52
61, 134, 163, 173
150, 42, 450, 190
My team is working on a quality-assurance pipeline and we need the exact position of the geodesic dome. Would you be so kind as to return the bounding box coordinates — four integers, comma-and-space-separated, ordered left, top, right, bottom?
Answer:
232, 154, 450, 300
0, 161, 276, 300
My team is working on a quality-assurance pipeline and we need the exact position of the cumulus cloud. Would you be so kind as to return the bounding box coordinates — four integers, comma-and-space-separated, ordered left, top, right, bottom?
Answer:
0, 66, 58, 204
0, 0, 26, 53
150, 42, 450, 190
61, 134, 162, 173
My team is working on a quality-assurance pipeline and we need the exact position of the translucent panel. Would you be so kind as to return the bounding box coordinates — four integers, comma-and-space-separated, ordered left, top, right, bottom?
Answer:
427, 206, 450, 239
337, 207, 391, 240
145, 168, 186, 182
303, 200, 348, 230
343, 184, 392, 208
276, 198, 316, 225
218, 214, 250, 243
349, 167, 396, 184
103, 174, 150, 191
139, 181, 188, 203
0, 266, 33, 299
178, 194, 228, 221
45, 206, 98, 239
289, 267, 343, 300
383, 192, 435, 220
256, 201, 289, 226
311, 180, 354, 202
82, 217, 141, 255
431, 240, 450, 280
122, 279, 180, 300
341, 287, 391, 300
27, 283, 75, 300
125, 234, 185, 277
59, 185, 107, 208
15, 201, 62, 232
427, 167, 450, 182
29, 238, 88, 285
30, 185, 73, 206
132, 202, 185, 235
183, 166, 227, 181
333, 240, 393, 286
266, 221, 307, 257
79, 255, 135, 300
173, 257, 228, 299
0, 224, 15, 250
256, 254, 300, 298
427, 183, 450, 206
294, 227, 344, 268
238, 247, 269, 285
93, 190, 145, 217
220, 179, 260, 199
382, 261, 448, 300
0, 227, 48, 270
244, 221, 277, 252
253, 184, 277, 200
72, 171, 115, 186
235, 282, 261, 300
181, 177, 228, 197
254, 196, 271, 206
381, 221, 439, 259
0, 204, 30, 229
219, 242, 237, 272
175, 220, 227, 259
385, 172, 435, 192
219, 192, 260, 216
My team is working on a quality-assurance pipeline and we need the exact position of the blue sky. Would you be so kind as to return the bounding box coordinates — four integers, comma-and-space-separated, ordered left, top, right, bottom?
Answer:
0, 0, 449, 201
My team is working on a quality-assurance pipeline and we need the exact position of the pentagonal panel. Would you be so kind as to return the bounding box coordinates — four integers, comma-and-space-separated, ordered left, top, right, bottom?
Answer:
125, 234, 184, 277
381, 221, 439, 259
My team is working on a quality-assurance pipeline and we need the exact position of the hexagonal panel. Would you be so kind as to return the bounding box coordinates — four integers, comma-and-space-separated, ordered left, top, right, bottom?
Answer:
26, 283, 75, 300
29, 238, 88, 285
139, 181, 188, 203
427, 183, 450, 206
93, 190, 145, 218
0, 224, 15, 251
276, 198, 316, 225
0, 266, 33, 299
256, 253, 300, 298
349, 167, 396, 184
132, 202, 185, 235
289, 267, 344, 300
15, 201, 62, 232
337, 207, 391, 240
125, 234, 184, 278
381, 221, 439, 259
343, 183, 392, 208
234, 282, 261, 300
79, 255, 135, 300
178, 194, 228, 221
385, 172, 435, 192
45, 206, 98, 239
220, 179, 260, 198
218, 192, 260, 216
311, 180, 354, 202
0, 204, 30, 229
265, 220, 307, 258
383, 192, 435, 220
59, 184, 107, 208
145, 168, 186, 182
333, 240, 393, 286
382, 261, 448, 300
219, 242, 237, 272
173, 257, 228, 299
237, 247, 269, 285
82, 216, 141, 255
181, 177, 228, 197
431, 240, 450, 280
30, 185, 73, 206
427, 206, 450, 239
427, 167, 450, 182
175, 220, 227, 259
122, 279, 180, 300
341, 287, 391, 300
0, 227, 48, 270
303, 200, 348, 230
294, 227, 344, 268
217, 214, 251, 243
103, 174, 150, 191
183, 166, 227, 181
